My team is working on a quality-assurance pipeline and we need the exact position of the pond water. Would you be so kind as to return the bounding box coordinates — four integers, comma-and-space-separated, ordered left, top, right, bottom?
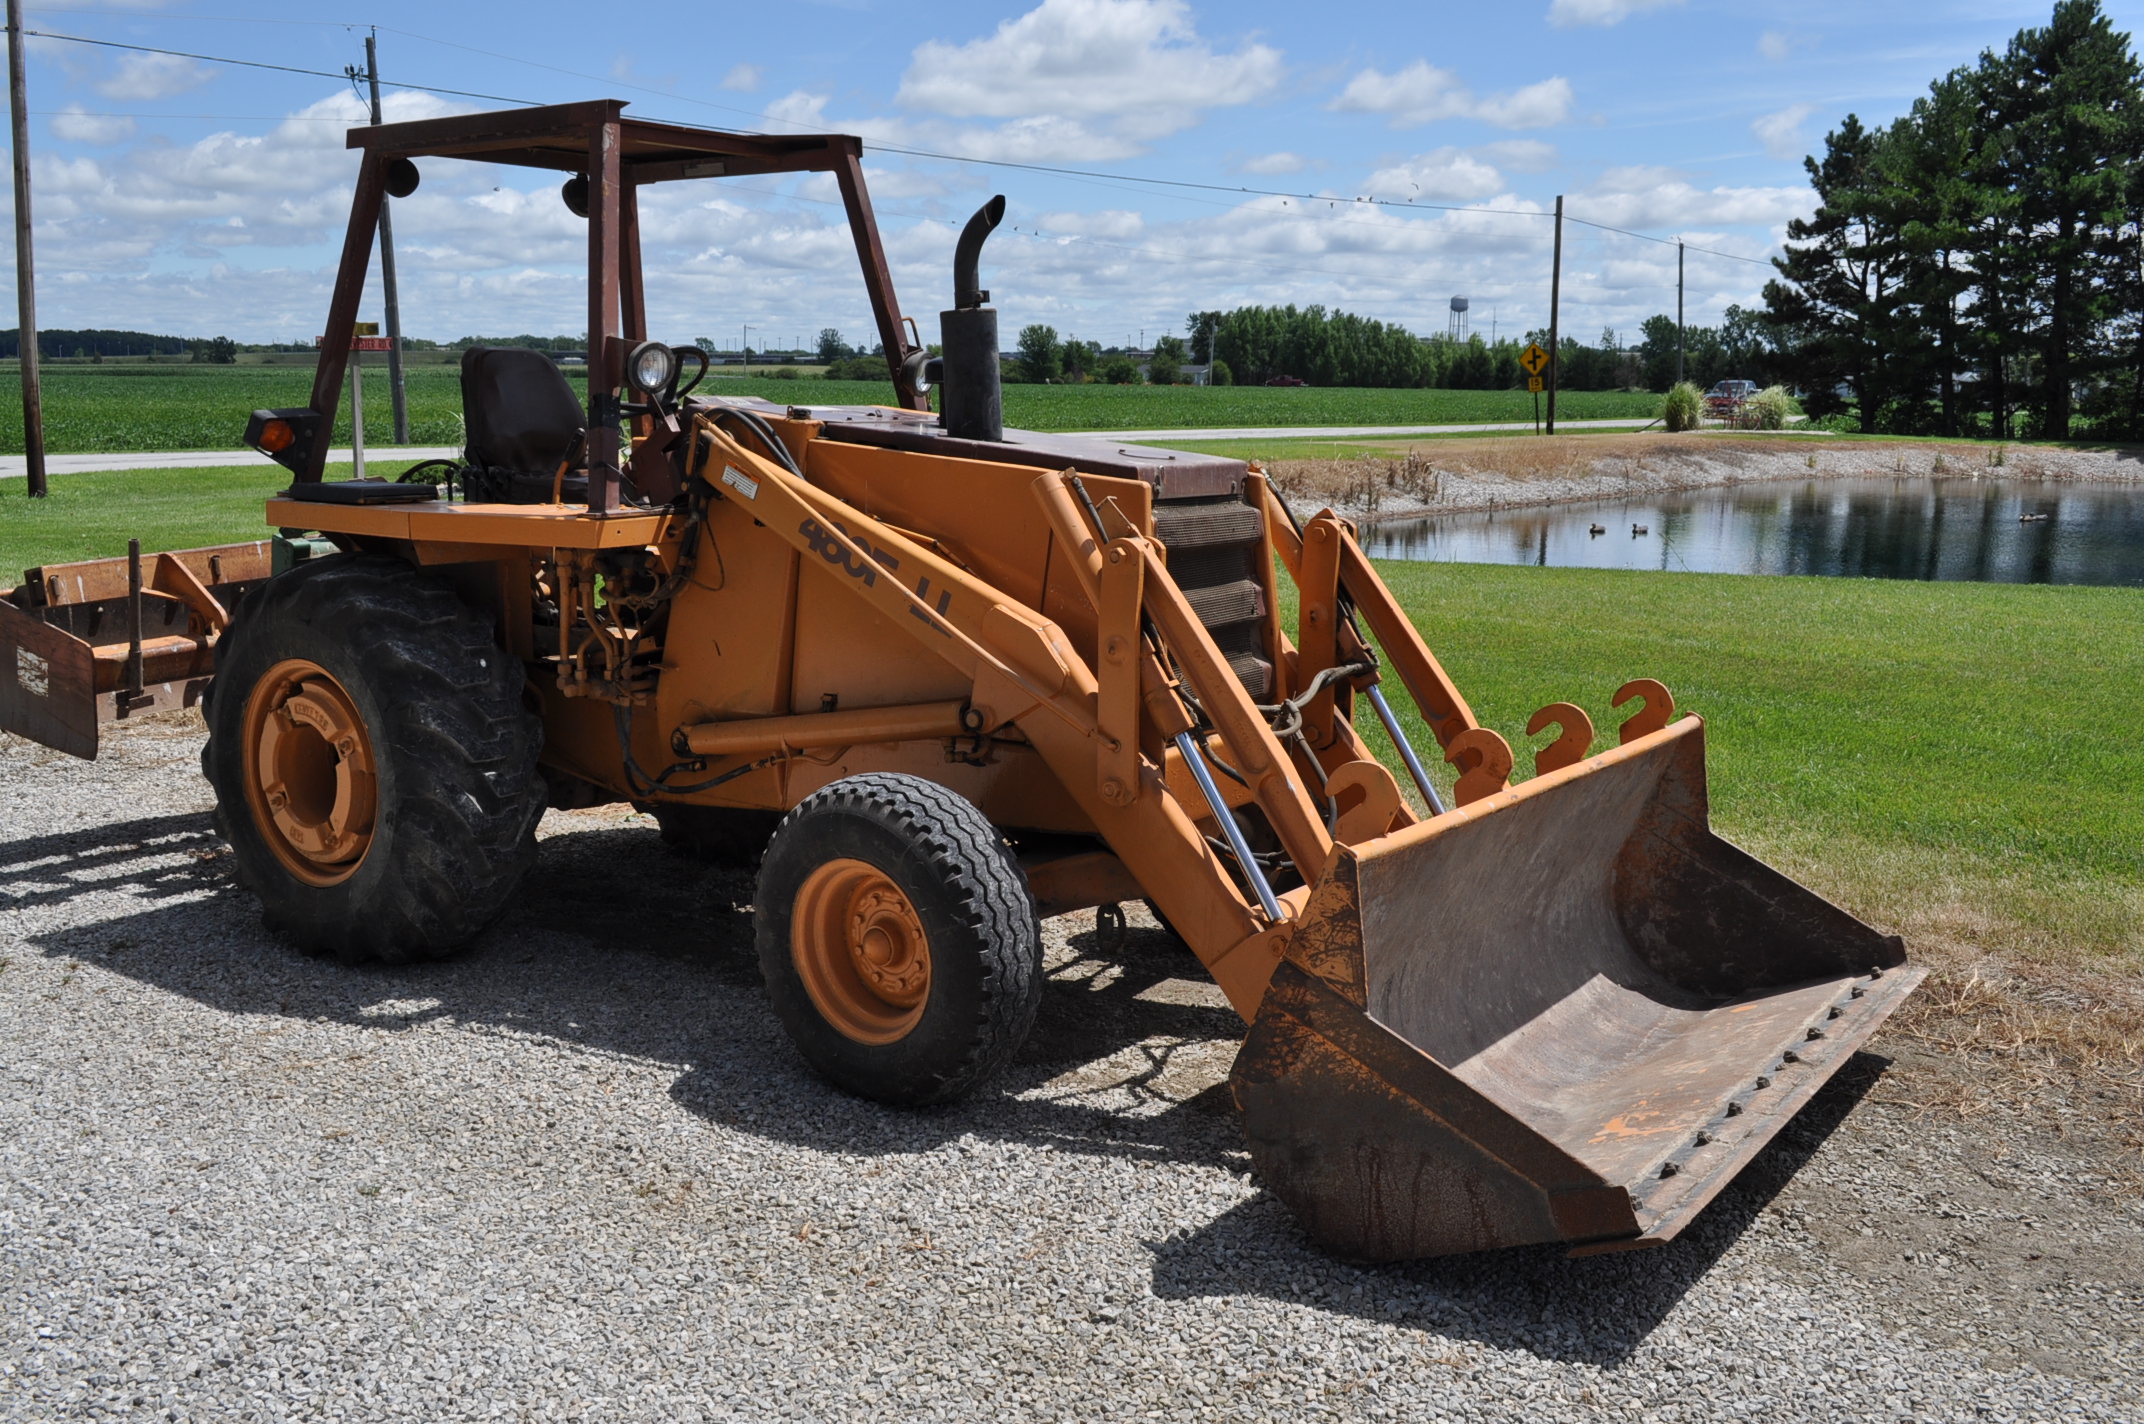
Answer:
1359, 476, 2144, 587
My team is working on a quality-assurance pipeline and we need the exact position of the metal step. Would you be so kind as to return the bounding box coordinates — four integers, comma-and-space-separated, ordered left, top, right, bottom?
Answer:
1153, 498, 1263, 552
1153, 493, 1274, 702
1183, 577, 1264, 630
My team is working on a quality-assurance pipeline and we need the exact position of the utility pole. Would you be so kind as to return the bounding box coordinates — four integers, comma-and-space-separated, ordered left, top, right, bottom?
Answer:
1676, 240, 1685, 387
7, 0, 47, 497
357, 30, 409, 442
1546, 195, 1563, 435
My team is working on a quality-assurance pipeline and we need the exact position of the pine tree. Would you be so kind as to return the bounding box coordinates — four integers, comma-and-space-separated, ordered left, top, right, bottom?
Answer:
1998, 0, 2144, 435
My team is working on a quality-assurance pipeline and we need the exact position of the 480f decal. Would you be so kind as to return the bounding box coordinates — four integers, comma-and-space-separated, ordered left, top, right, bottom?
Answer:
799, 516, 954, 637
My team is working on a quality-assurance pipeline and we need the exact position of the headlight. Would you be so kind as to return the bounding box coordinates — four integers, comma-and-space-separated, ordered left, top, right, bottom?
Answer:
626, 341, 679, 395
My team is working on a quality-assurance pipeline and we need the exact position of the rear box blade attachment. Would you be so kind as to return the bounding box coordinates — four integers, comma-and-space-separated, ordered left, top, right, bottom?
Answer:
0, 541, 272, 760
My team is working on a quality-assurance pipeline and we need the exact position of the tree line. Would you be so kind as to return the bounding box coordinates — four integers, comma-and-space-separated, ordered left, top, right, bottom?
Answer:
1, 328, 242, 361
1761, 0, 2144, 437
1001, 309, 1725, 391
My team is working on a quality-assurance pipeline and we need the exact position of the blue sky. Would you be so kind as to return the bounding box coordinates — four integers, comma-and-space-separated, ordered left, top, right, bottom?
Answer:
6, 0, 2138, 351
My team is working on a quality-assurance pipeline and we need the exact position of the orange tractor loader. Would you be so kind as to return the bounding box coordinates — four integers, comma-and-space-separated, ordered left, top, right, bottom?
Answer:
0, 102, 1921, 1259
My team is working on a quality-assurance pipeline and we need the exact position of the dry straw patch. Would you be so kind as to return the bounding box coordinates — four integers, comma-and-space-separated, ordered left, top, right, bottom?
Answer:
1883, 960, 2144, 1191
1753, 831, 2144, 1172
1259, 434, 2144, 524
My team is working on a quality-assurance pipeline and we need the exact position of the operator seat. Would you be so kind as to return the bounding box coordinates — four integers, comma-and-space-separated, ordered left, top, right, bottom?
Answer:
459, 347, 590, 503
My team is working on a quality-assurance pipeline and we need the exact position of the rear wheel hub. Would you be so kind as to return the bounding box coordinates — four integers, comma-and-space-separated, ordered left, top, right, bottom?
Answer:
241, 658, 377, 886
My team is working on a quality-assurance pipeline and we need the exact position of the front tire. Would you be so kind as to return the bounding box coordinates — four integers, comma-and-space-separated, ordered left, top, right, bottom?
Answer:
204, 554, 544, 963
755, 773, 1042, 1106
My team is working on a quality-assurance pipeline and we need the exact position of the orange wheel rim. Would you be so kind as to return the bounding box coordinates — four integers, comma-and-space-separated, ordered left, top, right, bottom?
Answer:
791, 859, 932, 1044
240, 658, 378, 887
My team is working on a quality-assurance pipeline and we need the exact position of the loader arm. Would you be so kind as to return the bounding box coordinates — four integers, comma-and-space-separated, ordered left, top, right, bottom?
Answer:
697, 429, 1928, 1261
685, 418, 1289, 1013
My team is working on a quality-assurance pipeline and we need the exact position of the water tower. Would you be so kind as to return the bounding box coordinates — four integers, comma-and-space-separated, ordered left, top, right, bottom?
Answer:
1448, 296, 1470, 341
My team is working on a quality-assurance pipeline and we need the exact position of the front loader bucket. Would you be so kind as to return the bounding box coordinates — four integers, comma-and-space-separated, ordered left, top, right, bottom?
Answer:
1232, 714, 1923, 1260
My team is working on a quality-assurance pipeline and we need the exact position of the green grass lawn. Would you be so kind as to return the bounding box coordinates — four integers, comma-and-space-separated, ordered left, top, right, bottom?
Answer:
9, 465, 2135, 978
0, 363, 1661, 452
1353, 562, 2143, 970
0, 463, 425, 573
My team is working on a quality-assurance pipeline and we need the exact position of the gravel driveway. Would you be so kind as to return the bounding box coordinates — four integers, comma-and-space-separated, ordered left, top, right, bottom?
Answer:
4, 715, 2140, 1423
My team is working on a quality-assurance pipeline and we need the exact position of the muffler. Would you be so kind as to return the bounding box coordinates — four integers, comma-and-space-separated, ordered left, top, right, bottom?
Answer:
940, 195, 1006, 442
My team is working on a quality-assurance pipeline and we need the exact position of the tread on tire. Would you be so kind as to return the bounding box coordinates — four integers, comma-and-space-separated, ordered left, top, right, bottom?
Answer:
203, 553, 545, 964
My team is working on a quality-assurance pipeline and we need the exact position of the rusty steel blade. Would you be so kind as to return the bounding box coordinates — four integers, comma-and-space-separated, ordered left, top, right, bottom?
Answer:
0, 602, 99, 760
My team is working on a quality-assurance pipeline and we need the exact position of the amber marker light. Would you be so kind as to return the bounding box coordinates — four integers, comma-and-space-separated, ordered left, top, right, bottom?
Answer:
255, 419, 295, 454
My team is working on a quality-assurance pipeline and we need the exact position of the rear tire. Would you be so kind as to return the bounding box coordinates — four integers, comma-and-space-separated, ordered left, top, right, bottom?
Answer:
755, 773, 1042, 1106
203, 554, 544, 964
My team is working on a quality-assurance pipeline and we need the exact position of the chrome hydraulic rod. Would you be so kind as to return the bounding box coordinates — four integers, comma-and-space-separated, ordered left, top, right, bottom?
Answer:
1368, 683, 1448, 817
1172, 729, 1284, 921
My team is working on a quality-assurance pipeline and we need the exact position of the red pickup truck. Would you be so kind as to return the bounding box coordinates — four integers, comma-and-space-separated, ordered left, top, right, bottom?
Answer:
1703, 379, 1758, 417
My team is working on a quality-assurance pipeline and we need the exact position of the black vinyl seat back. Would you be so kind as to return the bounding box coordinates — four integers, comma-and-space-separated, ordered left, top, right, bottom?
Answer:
460, 347, 589, 502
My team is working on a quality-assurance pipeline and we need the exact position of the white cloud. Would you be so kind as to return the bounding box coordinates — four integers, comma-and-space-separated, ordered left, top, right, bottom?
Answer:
0, 68, 1789, 361
1759, 30, 1791, 60
770, 85, 1151, 164
1331, 62, 1573, 130
764, 89, 833, 129
908, 115, 1147, 163
1547, 0, 1682, 26
1477, 139, 1558, 172
898, 0, 1281, 139
50, 105, 135, 145
722, 63, 762, 92
1752, 103, 1815, 162
94, 52, 213, 101
1237, 151, 1306, 175
1034, 209, 1145, 239
1579, 165, 1813, 228
1363, 148, 1505, 202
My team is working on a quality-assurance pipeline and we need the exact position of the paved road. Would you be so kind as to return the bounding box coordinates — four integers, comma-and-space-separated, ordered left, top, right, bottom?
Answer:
0, 446, 461, 479
0, 419, 1676, 479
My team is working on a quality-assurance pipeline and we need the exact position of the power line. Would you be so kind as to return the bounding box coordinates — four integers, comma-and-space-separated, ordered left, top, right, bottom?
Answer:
361, 25, 1597, 231
24, 22, 1782, 274
33, 108, 360, 121
358, 22, 1777, 256
1564, 213, 1773, 268
27, 7, 363, 24
21, 28, 539, 107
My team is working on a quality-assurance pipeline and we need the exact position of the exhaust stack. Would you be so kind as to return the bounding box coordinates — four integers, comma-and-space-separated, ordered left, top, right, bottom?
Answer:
941, 196, 1006, 442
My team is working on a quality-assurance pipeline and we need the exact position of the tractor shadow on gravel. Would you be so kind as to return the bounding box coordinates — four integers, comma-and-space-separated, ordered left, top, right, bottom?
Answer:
0, 811, 232, 916
14, 814, 1253, 1177
1146, 1050, 1893, 1365
14, 811, 1889, 1362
